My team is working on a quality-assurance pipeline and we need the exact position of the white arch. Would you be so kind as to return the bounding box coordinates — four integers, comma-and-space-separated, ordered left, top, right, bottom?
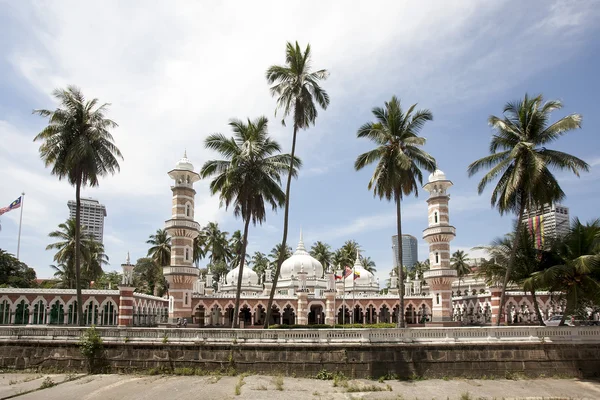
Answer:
11, 296, 31, 312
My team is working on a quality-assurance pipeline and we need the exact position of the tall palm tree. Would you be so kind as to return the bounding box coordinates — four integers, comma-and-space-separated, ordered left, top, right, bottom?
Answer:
201, 116, 298, 328
50, 263, 75, 288
264, 41, 330, 327
203, 222, 232, 266
84, 239, 108, 288
269, 243, 293, 269
413, 260, 430, 280
229, 230, 244, 268
339, 240, 361, 267
47, 219, 93, 291
250, 251, 270, 279
355, 96, 436, 327
467, 94, 589, 325
450, 250, 471, 295
34, 86, 122, 324
146, 229, 171, 267
538, 218, 600, 325
476, 229, 550, 325
310, 241, 333, 274
192, 233, 206, 268
360, 256, 377, 273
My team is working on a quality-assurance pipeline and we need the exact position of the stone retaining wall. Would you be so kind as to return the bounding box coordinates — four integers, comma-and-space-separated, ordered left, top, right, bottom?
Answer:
1, 340, 598, 379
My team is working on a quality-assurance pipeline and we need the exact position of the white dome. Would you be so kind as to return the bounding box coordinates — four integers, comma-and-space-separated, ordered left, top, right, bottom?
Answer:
280, 231, 324, 279
226, 264, 259, 286
428, 169, 446, 182
175, 151, 194, 171
344, 255, 375, 288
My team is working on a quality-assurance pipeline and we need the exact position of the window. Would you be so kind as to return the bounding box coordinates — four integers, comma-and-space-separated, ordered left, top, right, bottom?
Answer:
435, 252, 439, 264
185, 204, 190, 217
185, 248, 189, 261
434, 212, 438, 224
436, 293, 440, 305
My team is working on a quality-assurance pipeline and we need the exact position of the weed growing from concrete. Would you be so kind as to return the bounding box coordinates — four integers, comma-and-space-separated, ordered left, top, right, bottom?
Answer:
79, 326, 104, 373
234, 375, 246, 395
315, 368, 334, 380
162, 334, 169, 344
39, 377, 55, 389
273, 375, 284, 391
345, 383, 390, 393
256, 384, 268, 390
9, 379, 17, 385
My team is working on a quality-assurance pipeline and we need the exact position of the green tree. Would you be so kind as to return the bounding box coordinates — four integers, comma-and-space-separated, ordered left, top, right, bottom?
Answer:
475, 228, 550, 325
0, 249, 36, 288
264, 41, 330, 327
34, 86, 122, 324
250, 251, 270, 278
412, 260, 430, 280
46, 219, 93, 289
360, 256, 377, 273
229, 230, 244, 268
450, 250, 471, 295
146, 229, 171, 267
84, 239, 108, 288
95, 271, 121, 290
355, 96, 436, 327
538, 218, 600, 325
203, 222, 232, 266
310, 241, 333, 273
269, 243, 293, 269
467, 94, 589, 325
193, 233, 206, 267
133, 257, 164, 296
201, 116, 297, 328
338, 240, 361, 268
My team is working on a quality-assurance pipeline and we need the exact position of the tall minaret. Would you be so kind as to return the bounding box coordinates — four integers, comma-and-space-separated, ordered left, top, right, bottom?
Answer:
422, 169, 457, 324
164, 152, 200, 322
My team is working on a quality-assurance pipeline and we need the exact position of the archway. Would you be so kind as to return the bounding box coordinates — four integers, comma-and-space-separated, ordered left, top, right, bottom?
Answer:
379, 305, 391, 324
269, 306, 281, 325
337, 306, 350, 325
210, 305, 222, 326
103, 301, 117, 326
225, 305, 234, 327
32, 300, 46, 324
405, 304, 416, 324
282, 305, 295, 325
0, 300, 11, 324
352, 305, 363, 324
14, 300, 29, 325
195, 305, 206, 326
255, 305, 266, 326
49, 301, 65, 325
308, 304, 324, 325
239, 305, 252, 327
67, 302, 78, 325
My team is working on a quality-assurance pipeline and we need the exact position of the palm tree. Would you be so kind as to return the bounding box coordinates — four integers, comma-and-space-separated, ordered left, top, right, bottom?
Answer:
355, 96, 436, 327
538, 218, 600, 325
201, 116, 298, 328
229, 230, 244, 268
475, 228, 549, 325
413, 260, 430, 280
450, 250, 471, 295
84, 239, 108, 288
269, 243, 293, 269
310, 241, 333, 274
34, 86, 122, 324
360, 256, 377, 273
146, 229, 171, 267
264, 41, 330, 327
192, 234, 206, 267
250, 251, 270, 279
50, 263, 75, 288
331, 249, 345, 271
340, 240, 361, 267
47, 219, 93, 291
203, 222, 232, 266
467, 94, 589, 325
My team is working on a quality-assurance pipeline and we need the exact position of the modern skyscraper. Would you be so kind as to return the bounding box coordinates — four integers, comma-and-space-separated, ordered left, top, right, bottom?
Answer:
67, 198, 107, 243
521, 203, 570, 248
392, 234, 418, 268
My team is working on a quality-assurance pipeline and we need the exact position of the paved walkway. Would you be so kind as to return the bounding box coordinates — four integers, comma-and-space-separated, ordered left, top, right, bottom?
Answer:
1, 373, 600, 399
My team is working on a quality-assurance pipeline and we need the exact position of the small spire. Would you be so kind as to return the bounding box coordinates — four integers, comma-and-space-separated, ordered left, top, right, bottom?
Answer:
296, 229, 306, 252
126, 251, 130, 265
184, 149, 187, 158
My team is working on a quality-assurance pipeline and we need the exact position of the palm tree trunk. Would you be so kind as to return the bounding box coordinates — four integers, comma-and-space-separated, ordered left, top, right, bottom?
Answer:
232, 216, 251, 329
264, 123, 299, 328
396, 192, 405, 328
530, 286, 545, 326
75, 176, 84, 326
496, 200, 526, 326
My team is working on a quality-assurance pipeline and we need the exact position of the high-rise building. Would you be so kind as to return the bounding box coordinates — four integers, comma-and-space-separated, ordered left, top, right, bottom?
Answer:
392, 234, 419, 268
521, 203, 570, 248
67, 198, 107, 243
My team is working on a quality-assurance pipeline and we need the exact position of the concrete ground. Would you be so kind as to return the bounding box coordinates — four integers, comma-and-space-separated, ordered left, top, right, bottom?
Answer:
1, 373, 600, 400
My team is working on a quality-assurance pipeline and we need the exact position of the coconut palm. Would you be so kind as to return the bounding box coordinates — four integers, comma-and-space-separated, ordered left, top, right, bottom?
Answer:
201, 116, 298, 328
310, 241, 333, 274
269, 243, 293, 269
229, 230, 244, 268
467, 94, 589, 325
355, 96, 436, 327
360, 256, 377, 273
264, 41, 330, 327
475, 228, 550, 325
84, 239, 108, 288
34, 86, 122, 324
413, 260, 430, 280
47, 219, 93, 291
146, 229, 171, 267
202, 222, 232, 266
193, 233, 206, 267
537, 218, 600, 325
250, 251, 270, 279
50, 263, 75, 288
450, 250, 471, 295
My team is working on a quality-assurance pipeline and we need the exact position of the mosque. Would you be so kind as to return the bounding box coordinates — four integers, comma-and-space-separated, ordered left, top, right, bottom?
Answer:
0, 154, 562, 328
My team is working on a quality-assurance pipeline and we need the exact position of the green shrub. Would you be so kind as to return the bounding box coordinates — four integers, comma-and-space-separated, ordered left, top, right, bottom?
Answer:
40, 377, 55, 389
78, 326, 104, 373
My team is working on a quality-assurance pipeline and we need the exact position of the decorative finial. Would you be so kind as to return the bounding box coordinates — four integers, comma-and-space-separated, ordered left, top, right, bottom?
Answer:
126, 251, 130, 265
184, 149, 187, 158
297, 229, 306, 252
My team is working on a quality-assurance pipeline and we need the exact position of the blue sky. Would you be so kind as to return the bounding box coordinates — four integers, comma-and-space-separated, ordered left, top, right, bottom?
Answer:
1, 1, 599, 285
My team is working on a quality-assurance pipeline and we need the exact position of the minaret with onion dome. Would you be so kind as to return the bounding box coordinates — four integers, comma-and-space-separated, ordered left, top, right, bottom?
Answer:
422, 169, 458, 325
164, 152, 201, 322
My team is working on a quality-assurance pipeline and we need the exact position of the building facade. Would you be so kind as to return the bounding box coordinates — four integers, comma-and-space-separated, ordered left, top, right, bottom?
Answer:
392, 234, 419, 269
67, 198, 107, 243
522, 203, 570, 248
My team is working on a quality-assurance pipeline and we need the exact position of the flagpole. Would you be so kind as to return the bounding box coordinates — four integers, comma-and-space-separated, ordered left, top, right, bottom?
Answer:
332, 264, 336, 329
16, 192, 25, 260
352, 265, 356, 325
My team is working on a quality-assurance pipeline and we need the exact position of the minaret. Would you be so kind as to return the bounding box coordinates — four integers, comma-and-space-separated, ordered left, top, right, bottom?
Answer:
422, 169, 458, 325
164, 152, 201, 322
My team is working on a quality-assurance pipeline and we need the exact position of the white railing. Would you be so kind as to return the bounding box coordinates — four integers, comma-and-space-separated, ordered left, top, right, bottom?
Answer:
163, 266, 199, 276
164, 219, 201, 232
423, 226, 456, 236
1, 326, 598, 345
423, 269, 457, 278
